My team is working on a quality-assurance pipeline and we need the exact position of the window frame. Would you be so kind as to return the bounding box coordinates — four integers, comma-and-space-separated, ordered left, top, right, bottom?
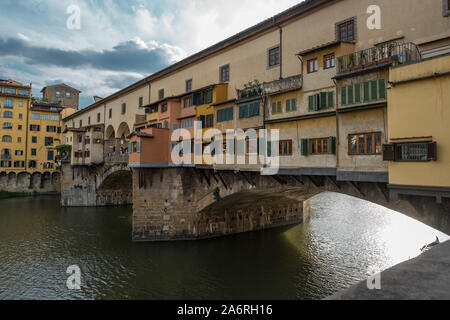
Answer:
158, 89, 165, 100
309, 138, 329, 155
219, 64, 230, 83
307, 58, 318, 73
444, 0, 450, 17
348, 132, 382, 155
324, 53, 335, 69
279, 140, 293, 156
186, 79, 193, 93
337, 18, 356, 42
267, 45, 281, 68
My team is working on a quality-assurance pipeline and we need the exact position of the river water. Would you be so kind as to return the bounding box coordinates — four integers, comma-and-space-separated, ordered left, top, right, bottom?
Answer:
0, 193, 447, 300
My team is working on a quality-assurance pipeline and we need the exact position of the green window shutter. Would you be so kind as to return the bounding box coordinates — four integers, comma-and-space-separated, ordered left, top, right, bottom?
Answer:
370, 80, 378, 101
363, 82, 370, 102
137, 141, 141, 153
313, 94, 319, 111
308, 96, 314, 111
301, 139, 309, 156
348, 85, 354, 105
341, 86, 347, 105
286, 99, 291, 112
378, 78, 386, 100
354, 83, 361, 103
277, 101, 282, 113
329, 137, 336, 155
327, 92, 334, 109
128, 142, 132, 152
272, 102, 277, 114
320, 92, 327, 110
291, 98, 297, 111
48, 150, 54, 161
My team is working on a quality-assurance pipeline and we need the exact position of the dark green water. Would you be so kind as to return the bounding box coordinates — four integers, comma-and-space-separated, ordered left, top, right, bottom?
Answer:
0, 193, 447, 300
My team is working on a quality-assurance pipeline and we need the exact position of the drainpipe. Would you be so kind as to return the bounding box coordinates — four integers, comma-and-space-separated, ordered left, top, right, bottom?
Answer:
333, 78, 340, 170
278, 25, 283, 80
25, 84, 31, 172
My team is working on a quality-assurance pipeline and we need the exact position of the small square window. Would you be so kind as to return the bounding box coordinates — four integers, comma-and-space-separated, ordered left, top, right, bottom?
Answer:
337, 19, 355, 42
186, 79, 192, 93
324, 54, 335, 69
220, 65, 230, 82
158, 89, 165, 100
121, 103, 126, 115
444, 0, 450, 16
268, 46, 280, 67
307, 58, 318, 73
66, 92, 71, 98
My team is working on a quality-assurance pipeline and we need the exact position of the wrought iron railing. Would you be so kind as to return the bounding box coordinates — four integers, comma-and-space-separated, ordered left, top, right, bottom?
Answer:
337, 42, 421, 75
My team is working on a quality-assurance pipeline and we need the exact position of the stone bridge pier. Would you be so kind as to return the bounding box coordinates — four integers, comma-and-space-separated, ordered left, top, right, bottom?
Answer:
60, 163, 132, 207
130, 168, 450, 242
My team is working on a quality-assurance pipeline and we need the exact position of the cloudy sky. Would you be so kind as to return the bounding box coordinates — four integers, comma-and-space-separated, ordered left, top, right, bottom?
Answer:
0, 0, 302, 108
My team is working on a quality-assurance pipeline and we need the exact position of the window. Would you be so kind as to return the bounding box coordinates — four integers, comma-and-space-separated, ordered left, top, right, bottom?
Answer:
18, 114, 23, 120
1, 149, 11, 158
66, 92, 71, 98
3, 111, 13, 119
47, 126, 57, 133
47, 150, 54, 161
14, 161, 25, 168
184, 96, 193, 108
88, 117, 91, 125
308, 92, 334, 111
444, 0, 450, 17
349, 132, 382, 155
97, 113, 101, 122
30, 124, 40, 132
158, 89, 165, 100
121, 103, 126, 115
271, 101, 282, 115
324, 53, 335, 69
301, 137, 336, 156
217, 107, 234, 123
15, 150, 24, 156
18, 125, 22, 130
42, 114, 50, 121
341, 79, 386, 106
279, 140, 293, 156
1, 161, 12, 168
28, 160, 37, 168
4, 88, 16, 94
109, 109, 112, 119
18, 90, 29, 96
239, 102, 260, 119
310, 138, 329, 154
32, 137, 37, 143
4, 99, 13, 108
205, 114, 214, 128
56, 91, 61, 99
79, 120, 83, 127
139, 96, 144, 108
383, 141, 437, 162
268, 46, 280, 67
186, 79, 192, 92
2, 135, 12, 143
51, 115, 59, 121
19, 102, 23, 107
161, 103, 168, 113
3, 122, 13, 130
286, 98, 297, 112
220, 65, 230, 82
17, 137, 22, 143
307, 58, 318, 73
338, 19, 355, 41
193, 88, 213, 106
182, 118, 194, 129
45, 137, 54, 146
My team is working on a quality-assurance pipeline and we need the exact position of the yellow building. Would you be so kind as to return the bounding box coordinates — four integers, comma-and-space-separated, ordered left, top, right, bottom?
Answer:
0, 79, 31, 172
386, 54, 450, 201
27, 102, 64, 172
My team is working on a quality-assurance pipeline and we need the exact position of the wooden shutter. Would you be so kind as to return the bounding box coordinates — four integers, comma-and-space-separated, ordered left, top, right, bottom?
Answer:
313, 94, 319, 111
277, 101, 282, 113
427, 142, 437, 161
378, 79, 387, 100
383, 144, 395, 161
320, 92, 327, 110
348, 85, 354, 105
370, 80, 378, 101
328, 92, 334, 109
272, 102, 277, 114
354, 83, 361, 103
329, 137, 336, 155
363, 81, 370, 102
286, 99, 291, 112
291, 98, 297, 111
308, 96, 314, 111
267, 141, 272, 157
137, 141, 141, 153
206, 89, 213, 104
341, 86, 347, 105
301, 139, 309, 156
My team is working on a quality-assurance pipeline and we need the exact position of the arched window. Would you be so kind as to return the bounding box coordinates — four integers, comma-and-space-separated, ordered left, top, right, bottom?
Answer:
1, 149, 11, 158
2, 135, 12, 143
2, 122, 13, 130
3, 111, 13, 118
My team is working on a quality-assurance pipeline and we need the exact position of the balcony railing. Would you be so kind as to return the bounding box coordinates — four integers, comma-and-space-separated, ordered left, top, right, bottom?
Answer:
337, 42, 421, 75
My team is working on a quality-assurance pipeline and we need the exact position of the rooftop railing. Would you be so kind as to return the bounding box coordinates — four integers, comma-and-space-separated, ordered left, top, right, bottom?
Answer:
337, 42, 421, 75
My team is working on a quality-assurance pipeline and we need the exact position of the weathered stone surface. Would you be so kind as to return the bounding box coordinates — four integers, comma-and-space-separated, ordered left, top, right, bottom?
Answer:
0, 171, 60, 193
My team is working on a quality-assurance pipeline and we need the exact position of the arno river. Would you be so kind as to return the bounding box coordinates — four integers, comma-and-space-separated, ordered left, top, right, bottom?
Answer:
0, 193, 448, 300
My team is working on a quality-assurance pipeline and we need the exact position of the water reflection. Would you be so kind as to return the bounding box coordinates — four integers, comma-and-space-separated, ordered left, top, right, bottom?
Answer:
0, 193, 447, 300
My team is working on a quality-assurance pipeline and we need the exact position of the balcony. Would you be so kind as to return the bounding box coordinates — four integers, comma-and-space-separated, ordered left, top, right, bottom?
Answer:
336, 42, 421, 76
